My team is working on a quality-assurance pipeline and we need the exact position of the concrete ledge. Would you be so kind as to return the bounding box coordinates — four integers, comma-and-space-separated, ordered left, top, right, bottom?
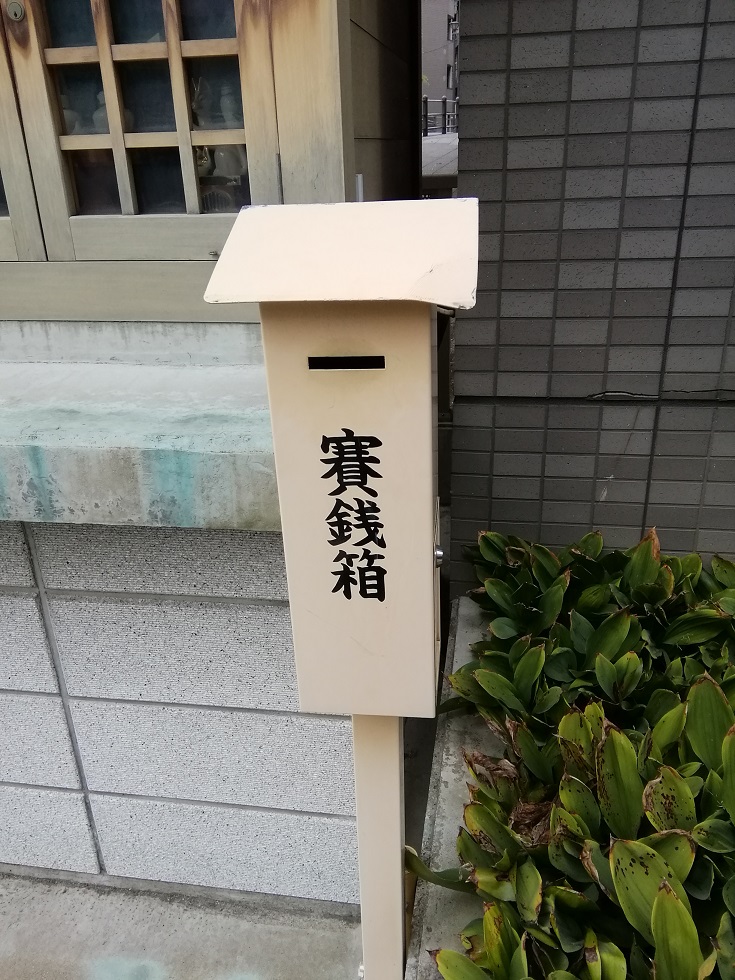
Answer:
0, 322, 280, 529
406, 597, 488, 980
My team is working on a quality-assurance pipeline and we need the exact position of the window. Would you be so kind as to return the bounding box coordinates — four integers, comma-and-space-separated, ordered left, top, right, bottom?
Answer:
1, 0, 280, 260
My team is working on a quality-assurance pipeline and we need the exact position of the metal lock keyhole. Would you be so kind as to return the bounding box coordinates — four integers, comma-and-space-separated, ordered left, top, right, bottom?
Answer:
6, 1, 25, 21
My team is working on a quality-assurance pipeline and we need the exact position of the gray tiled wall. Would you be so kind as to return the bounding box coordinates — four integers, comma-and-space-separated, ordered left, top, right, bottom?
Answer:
452, 0, 735, 593
0, 523, 358, 904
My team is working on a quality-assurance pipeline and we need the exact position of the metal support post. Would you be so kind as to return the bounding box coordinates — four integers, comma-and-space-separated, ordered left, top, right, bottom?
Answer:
352, 714, 405, 980
441, 96, 447, 134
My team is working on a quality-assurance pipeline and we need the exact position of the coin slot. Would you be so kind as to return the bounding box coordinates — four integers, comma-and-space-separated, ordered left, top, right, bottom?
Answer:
308, 356, 385, 370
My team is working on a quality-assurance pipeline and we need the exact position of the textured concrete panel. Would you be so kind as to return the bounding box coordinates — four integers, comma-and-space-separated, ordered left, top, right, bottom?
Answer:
72, 702, 355, 815
0, 363, 279, 529
0, 693, 79, 788
35, 524, 288, 599
91, 795, 360, 902
52, 597, 298, 710
0, 786, 97, 872
0, 874, 362, 980
0, 596, 56, 693
0, 523, 33, 586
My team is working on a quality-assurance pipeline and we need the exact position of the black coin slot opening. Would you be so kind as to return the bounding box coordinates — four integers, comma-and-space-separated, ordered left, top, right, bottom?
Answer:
308, 355, 386, 370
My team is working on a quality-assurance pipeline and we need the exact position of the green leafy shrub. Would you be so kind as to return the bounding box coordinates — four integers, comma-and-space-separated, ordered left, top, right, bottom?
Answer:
409, 529, 735, 980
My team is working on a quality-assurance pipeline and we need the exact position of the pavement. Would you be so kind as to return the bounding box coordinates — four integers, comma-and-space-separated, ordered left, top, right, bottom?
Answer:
0, 872, 363, 980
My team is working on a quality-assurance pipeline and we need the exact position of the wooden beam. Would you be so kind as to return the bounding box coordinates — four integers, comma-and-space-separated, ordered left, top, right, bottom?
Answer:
2, 260, 259, 321
0, 217, 19, 260
59, 133, 112, 150
163, 0, 199, 214
110, 41, 167, 61
45, 45, 99, 64
0, 17, 46, 259
180, 38, 237, 57
124, 131, 178, 148
69, 213, 236, 260
1, 0, 74, 259
270, 0, 354, 204
190, 128, 246, 146
90, 0, 137, 214
233, 0, 281, 204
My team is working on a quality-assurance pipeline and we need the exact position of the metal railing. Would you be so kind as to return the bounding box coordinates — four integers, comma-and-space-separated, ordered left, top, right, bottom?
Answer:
422, 96, 458, 136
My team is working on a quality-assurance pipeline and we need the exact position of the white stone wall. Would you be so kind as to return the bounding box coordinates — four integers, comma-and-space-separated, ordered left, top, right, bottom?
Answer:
0, 522, 359, 903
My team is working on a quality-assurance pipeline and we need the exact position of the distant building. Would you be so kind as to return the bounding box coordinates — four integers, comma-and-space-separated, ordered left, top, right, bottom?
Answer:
422, 0, 459, 102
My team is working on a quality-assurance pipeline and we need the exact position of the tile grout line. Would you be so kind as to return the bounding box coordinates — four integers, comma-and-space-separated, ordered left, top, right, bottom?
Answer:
640, 0, 714, 535
593, 0, 646, 539
537, 0, 579, 542
0, 779, 357, 822
695, 287, 735, 543
0, 687, 347, 720
21, 523, 108, 874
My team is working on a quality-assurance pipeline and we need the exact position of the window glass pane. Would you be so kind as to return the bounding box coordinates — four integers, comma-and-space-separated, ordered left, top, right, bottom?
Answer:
198, 144, 250, 213
131, 148, 185, 213
45, 0, 96, 47
68, 150, 121, 214
180, 0, 235, 40
0, 173, 8, 217
54, 65, 107, 135
188, 57, 242, 130
109, 0, 165, 43
118, 62, 176, 132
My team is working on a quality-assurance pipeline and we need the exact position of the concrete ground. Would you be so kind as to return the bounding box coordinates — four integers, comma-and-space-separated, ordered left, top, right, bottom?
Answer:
0, 872, 362, 980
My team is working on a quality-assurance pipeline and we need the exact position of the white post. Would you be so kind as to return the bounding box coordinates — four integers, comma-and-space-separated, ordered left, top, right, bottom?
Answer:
352, 714, 405, 980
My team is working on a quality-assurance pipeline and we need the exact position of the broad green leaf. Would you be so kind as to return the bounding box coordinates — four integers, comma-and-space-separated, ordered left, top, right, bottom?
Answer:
577, 584, 611, 615
508, 933, 530, 980
724, 876, 735, 916
535, 685, 562, 714
581, 840, 616, 900
652, 702, 687, 756
515, 723, 554, 782
571, 610, 594, 655
615, 651, 643, 699
598, 939, 627, 980
692, 818, 735, 853
722, 724, 735, 824
577, 532, 604, 559
434, 949, 491, 980
663, 610, 728, 646
532, 544, 561, 588
640, 830, 696, 882
538, 582, 566, 631
465, 803, 523, 859
583, 931, 603, 980
559, 774, 601, 836
484, 578, 519, 616
651, 880, 702, 980
595, 654, 617, 700
716, 912, 735, 980
405, 846, 474, 893
514, 859, 543, 924
643, 766, 697, 832
457, 827, 494, 869
586, 609, 632, 666
597, 727, 643, 839
514, 646, 545, 704
713, 555, 735, 590
478, 531, 508, 564
686, 674, 735, 769
474, 670, 526, 715
680, 553, 703, 586
610, 839, 690, 945
472, 866, 516, 902
584, 701, 605, 743
489, 617, 521, 640
719, 593, 735, 616
625, 529, 661, 590
559, 710, 595, 779
483, 903, 519, 978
